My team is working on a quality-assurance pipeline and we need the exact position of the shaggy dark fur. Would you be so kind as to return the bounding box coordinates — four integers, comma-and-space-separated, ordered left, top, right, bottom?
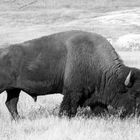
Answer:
0, 30, 140, 119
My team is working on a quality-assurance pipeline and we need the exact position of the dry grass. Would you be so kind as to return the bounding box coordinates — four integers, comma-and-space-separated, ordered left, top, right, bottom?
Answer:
0, 91, 140, 140
1, 116, 140, 140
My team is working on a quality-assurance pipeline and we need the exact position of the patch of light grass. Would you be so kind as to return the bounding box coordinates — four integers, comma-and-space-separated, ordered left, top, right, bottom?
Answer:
0, 116, 140, 140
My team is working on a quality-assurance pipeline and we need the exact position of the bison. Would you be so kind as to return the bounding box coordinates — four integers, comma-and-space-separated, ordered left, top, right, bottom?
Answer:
0, 30, 140, 119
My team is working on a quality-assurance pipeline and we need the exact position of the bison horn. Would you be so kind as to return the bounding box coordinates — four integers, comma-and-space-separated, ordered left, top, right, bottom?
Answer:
125, 71, 131, 86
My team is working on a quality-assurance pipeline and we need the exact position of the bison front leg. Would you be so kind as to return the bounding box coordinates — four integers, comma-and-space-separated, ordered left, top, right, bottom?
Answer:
70, 92, 82, 116
59, 90, 82, 117
59, 93, 71, 117
5, 88, 21, 120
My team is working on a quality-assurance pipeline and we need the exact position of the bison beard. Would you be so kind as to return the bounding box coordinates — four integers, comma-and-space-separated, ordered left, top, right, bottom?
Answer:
0, 30, 140, 120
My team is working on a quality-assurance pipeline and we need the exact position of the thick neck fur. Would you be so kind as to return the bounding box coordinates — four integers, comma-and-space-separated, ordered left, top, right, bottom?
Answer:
90, 40, 131, 105
95, 54, 130, 105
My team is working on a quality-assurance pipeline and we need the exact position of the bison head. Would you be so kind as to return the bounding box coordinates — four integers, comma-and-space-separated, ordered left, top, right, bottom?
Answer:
125, 68, 140, 116
111, 68, 140, 118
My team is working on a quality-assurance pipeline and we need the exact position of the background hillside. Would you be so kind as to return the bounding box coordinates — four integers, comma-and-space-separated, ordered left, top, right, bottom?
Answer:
1, 0, 140, 51
1, 0, 140, 10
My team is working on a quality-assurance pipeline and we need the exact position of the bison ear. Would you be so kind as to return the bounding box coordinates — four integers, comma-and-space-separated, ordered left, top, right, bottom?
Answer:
124, 71, 134, 87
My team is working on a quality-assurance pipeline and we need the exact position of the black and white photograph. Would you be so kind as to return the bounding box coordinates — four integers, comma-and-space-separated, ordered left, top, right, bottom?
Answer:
0, 0, 140, 139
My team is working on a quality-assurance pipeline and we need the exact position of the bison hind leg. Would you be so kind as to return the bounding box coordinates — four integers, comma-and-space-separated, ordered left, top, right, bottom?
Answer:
5, 88, 21, 120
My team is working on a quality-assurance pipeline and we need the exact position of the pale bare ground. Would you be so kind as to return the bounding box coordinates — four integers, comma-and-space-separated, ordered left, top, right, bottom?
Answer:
1, 0, 140, 140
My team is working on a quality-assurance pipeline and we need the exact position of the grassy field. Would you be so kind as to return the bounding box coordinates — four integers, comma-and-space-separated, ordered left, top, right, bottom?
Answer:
1, 0, 140, 140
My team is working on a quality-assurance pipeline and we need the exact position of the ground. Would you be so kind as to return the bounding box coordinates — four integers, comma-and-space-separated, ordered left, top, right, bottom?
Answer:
0, 0, 140, 140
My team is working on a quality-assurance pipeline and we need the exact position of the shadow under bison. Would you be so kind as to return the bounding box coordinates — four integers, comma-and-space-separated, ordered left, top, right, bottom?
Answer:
1, 30, 140, 120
